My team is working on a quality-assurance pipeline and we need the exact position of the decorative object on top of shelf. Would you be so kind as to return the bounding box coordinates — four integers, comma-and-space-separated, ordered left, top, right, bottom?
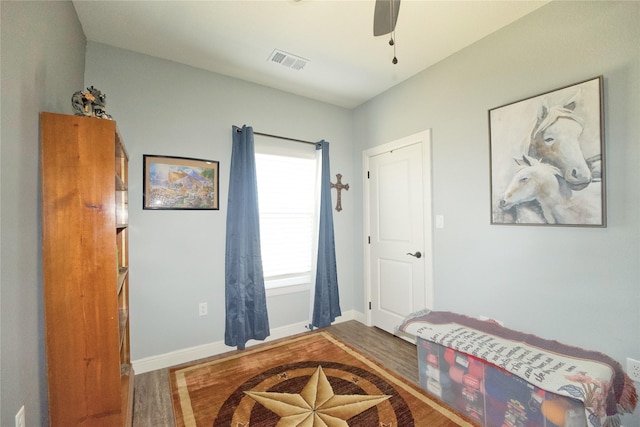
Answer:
71, 86, 112, 119
143, 154, 219, 210
330, 173, 349, 212
489, 76, 605, 227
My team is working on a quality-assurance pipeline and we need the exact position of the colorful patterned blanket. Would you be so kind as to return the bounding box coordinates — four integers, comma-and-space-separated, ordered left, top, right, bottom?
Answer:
398, 310, 637, 427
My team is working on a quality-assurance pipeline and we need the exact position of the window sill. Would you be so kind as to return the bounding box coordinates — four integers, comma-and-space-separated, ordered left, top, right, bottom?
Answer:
266, 282, 310, 297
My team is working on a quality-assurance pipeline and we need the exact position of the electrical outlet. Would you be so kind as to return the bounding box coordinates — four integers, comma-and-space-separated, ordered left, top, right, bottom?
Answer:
15, 405, 25, 427
199, 302, 208, 316
627, 357, 640, 382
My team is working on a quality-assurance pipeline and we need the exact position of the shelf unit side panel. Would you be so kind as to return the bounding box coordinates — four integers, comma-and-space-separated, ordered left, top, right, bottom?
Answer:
41, 113, 124, 426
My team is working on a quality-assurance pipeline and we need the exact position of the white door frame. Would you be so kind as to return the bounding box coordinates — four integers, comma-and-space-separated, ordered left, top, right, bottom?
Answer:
362, 130, 434, 327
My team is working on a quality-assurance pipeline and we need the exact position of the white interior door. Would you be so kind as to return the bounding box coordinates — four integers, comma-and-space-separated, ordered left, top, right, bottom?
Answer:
364, 130, 433, 335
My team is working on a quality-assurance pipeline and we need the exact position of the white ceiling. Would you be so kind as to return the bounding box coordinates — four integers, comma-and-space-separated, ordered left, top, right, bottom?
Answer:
72, 0, 549, 109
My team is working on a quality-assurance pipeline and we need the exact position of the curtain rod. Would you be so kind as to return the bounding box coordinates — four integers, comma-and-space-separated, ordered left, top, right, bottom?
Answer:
235, 127, 317, 146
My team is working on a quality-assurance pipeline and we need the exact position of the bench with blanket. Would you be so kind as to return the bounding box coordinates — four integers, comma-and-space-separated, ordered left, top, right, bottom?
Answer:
397, 310, 637, 427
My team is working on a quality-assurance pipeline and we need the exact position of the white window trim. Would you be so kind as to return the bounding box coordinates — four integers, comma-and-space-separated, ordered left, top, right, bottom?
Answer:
265, 281, 310, 297
265, 273, 311, 296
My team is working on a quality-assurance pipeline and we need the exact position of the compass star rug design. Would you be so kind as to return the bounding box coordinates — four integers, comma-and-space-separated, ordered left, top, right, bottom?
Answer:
169, 331, 475, 427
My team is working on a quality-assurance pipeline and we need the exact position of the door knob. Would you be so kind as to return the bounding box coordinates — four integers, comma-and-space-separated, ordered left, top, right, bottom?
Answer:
407, 251, 422, 259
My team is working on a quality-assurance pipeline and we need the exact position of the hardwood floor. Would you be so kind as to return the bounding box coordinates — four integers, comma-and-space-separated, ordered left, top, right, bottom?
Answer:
132, 320, 419, 426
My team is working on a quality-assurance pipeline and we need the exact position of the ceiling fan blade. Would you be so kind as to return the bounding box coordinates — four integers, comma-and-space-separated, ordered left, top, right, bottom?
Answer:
373, 0, 401, 36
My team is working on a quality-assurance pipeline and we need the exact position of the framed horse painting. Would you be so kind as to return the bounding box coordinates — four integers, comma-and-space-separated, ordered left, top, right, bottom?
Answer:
488, 76, 605, 227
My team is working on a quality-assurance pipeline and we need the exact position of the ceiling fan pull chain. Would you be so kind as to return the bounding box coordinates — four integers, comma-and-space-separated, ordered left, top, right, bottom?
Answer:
390, 0, 398, 64
392, 30, 398, 64
389, 0, 394, 43
374, 0, 401, 64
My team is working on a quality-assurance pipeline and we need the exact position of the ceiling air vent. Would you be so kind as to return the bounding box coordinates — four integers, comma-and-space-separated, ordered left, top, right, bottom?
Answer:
268, 49, 308, 71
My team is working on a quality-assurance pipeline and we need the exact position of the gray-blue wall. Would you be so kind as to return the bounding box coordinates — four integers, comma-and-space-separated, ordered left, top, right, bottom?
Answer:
1, 2, 86, 425
83, 42, 356, 360
352, 2, 639, 424
2, 1, 638, 426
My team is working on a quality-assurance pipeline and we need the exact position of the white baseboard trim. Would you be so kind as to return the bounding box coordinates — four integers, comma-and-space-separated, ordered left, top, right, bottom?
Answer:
132, 309, 364, 374
351, 309, 367, 324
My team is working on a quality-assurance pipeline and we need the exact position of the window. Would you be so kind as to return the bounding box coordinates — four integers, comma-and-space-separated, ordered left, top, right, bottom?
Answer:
255, 138, 318, 294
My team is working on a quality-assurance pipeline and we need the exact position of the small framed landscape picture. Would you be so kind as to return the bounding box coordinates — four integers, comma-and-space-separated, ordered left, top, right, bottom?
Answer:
143, 155, 219, 210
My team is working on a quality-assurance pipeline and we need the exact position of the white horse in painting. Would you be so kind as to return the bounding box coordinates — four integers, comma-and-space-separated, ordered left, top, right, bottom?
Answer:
499, 155, 599, 224
527, 92, 599, 191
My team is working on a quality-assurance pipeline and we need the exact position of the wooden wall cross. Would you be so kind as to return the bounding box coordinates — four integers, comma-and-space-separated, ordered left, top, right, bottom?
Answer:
330, 173, 349, 212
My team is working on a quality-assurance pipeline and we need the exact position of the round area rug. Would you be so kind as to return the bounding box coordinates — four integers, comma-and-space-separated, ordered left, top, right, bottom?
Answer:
214, 361, 415, 426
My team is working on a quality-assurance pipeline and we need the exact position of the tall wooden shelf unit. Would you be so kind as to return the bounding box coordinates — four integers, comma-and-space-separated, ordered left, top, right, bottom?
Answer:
41, 112, 133, 426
